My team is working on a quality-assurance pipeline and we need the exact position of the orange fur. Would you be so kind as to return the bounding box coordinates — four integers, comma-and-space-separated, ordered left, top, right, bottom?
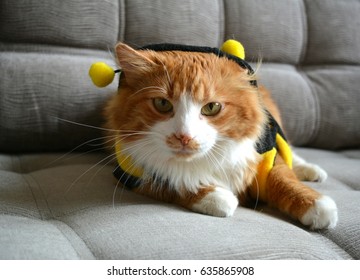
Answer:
105, 44, 264, 145
133, 182, 216, 211
104, 43, 327, 226
258, 85, 283, 127
264, 156, 321, 220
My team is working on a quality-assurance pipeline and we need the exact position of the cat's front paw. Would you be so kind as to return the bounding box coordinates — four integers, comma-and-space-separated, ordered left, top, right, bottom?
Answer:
300, 196, 338, 230
293, 163, 328, 183
191, 187, 238, 217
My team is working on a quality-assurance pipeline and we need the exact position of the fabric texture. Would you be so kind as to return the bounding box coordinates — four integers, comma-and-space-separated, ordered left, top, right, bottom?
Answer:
0, 0, 359, 259
0, 150, 359, 259
1, 0, 360, 151
0, 0, 119, 50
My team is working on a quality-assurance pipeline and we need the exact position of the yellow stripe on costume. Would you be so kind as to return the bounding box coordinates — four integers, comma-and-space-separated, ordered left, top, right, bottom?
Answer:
276, 133, 292, 169
115, 142, 144, 178
253, 133, 293, 201
255, 147, 277, 201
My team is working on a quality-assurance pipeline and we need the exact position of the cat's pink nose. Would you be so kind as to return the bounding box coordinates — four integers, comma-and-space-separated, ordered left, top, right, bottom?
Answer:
175, 134, 192, 146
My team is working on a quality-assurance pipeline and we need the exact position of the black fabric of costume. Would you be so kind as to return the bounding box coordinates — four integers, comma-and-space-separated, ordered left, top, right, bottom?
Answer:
255, 111, 287, 154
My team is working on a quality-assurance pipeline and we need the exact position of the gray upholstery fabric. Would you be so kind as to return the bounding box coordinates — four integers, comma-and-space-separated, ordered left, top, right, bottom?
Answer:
1, 0, 360, 151
0, 0, 119, 49
0, 52, 117, 152
0, 149, 359, 259
224, 0, 306, 64
124, 0, 224, 47
304, 0, 360, 65
0, 0, 359, 259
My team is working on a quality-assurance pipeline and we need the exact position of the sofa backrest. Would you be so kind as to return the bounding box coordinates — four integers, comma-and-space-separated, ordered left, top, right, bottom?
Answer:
1, 0, 359, 152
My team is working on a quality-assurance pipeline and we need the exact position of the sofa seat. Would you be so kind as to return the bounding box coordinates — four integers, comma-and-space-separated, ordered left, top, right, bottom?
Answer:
1, 148, 359, 259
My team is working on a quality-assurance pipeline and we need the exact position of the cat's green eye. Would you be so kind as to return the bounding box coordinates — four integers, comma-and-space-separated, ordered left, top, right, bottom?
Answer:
201, 102, 222, 116
153, 98, 173, 114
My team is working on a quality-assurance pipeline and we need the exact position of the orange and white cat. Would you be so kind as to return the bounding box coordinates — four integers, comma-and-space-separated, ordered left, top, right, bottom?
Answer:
104, 43, 338, 230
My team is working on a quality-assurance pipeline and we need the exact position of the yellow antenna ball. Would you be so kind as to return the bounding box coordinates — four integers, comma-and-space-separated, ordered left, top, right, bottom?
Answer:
89, 62, 115, 87
221, 39, 245, 60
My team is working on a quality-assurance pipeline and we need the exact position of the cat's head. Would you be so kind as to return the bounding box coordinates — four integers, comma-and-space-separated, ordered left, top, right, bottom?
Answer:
105, 43, 266, 183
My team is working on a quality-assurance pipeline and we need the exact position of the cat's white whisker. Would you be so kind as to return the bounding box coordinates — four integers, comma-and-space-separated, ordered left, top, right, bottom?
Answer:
55, 117, 119, 133
82, 154, 118, 192
116, 138, 154, 156
206, 145, 231, 185
42, 135, 117, 170
112, 177, 127, 209
65, 153, 117, 196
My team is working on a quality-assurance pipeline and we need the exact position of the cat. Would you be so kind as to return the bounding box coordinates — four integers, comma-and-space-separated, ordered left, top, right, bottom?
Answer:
104, 42, 338, 230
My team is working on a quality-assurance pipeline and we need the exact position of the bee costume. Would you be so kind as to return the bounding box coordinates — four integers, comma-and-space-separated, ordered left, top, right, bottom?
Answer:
89, 40, 292, 198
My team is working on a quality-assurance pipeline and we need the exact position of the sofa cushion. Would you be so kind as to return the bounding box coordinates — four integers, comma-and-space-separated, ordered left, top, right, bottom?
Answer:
258, 64, 360, 149
224, 0, 306, 64
0, 149, 359, 259
304, 0, 360, 65
0, 50, 117, 153
1, 0, 359, 152
124, 0, 224, 47
0, 0, 119, 50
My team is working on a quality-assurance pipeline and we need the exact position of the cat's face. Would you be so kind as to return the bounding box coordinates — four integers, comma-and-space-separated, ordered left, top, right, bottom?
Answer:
105, 43, 265, 175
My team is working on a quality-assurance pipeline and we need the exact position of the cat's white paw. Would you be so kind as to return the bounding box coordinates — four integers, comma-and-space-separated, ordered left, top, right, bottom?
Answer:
300, 196, 338, 230
293, 163, 328, 182
192, 187, 238, 217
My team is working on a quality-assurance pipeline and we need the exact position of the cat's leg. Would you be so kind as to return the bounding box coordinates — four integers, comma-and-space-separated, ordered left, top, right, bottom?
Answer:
292, 151, 328, 182
133, 184, 238, 217
264, 157, 337, 229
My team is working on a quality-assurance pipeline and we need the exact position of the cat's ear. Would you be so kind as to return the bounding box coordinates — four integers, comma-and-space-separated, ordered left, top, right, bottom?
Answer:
115, 43, 157, 79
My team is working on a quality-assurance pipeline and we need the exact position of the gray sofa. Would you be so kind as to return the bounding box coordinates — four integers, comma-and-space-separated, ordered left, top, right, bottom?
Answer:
1, 0, 359, 259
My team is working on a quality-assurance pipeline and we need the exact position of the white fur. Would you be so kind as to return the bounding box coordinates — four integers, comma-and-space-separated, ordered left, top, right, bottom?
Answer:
123, 94, 258, 194
191, 187, 239, 217
292, 152, 328, 182
300, 196, 338, 229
